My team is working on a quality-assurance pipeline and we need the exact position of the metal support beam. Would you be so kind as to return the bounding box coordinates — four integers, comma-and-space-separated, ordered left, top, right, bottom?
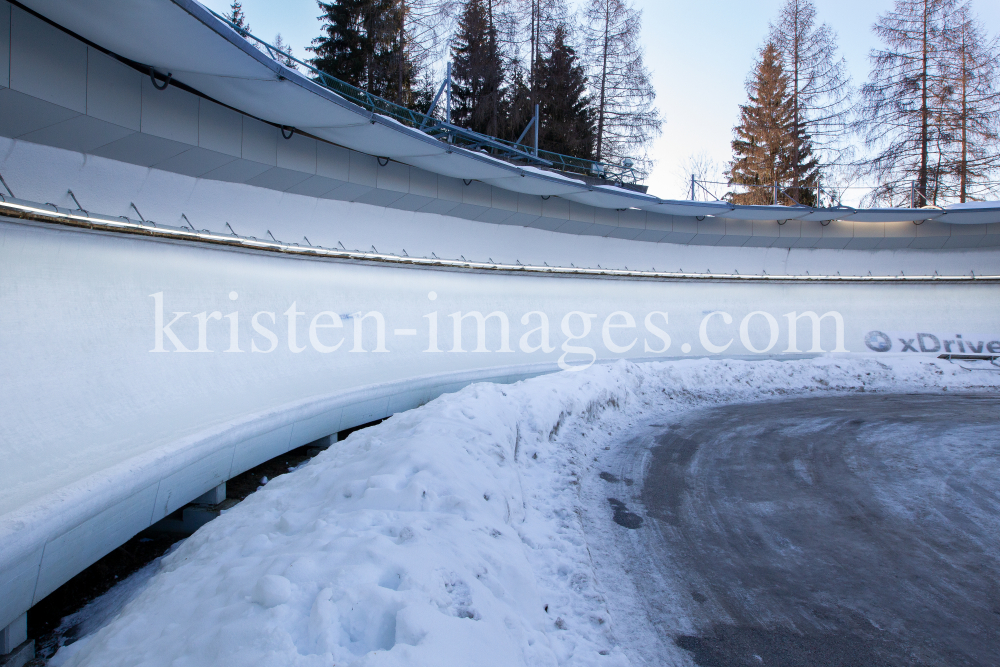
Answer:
533, 104, 539, 157
0, 613, 32, 667
445, 62, 452, 125
193, 482, 226, 506
515, 116, 535, 146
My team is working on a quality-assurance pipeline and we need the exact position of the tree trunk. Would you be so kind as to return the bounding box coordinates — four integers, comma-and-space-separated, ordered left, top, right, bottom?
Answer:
791, 0, 801, 198
918, 0, 930, 203
959, 26, 968, 202
595, 0, 610, 162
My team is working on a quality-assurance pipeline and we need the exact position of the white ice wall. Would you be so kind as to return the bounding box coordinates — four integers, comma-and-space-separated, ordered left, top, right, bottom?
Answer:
2, 211, 999, 632
2, 0, 1000, 640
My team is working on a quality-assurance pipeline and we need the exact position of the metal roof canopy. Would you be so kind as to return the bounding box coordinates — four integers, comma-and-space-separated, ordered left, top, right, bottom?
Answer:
17, 0, 1000, 225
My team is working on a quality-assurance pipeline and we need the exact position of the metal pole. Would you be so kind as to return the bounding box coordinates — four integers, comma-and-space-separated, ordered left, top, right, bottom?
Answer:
533, 104, 539, 157
691, 174, 696, 201
816, 179, 821, 208
445, 62, 451, 125
773, 180, 778, 205
910, 181, 915, 208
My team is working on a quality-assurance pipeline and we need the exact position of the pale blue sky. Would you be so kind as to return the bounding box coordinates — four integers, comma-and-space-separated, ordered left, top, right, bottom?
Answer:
203, 0, 1000, 201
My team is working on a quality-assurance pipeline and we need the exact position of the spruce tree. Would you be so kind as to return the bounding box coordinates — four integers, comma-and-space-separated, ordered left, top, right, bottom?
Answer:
309, 0, 412, 102
310, 0, 368, 87
451, 0, 507, 136
727, 42, 819, 206
505, 63, 535, 143
517, 0, 568, 94
226, 1, 250, 33
536, 25, 595, 159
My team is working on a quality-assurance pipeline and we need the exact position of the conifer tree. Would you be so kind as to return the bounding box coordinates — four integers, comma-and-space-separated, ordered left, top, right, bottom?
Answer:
767, 0, 851, 200
451, 0, 507, 136
517, 0, 568, 93
727, 42, 819, 206
580, 0, 660, 174
536, 25, 595, 159
309, 0, 412, 102
226, 1, 250, 33
504, 63, 534, 142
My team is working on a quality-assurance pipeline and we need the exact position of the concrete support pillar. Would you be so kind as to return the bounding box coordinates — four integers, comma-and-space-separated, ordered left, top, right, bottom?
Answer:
308, 433, 338, 450
0, 613, 33, 667
0, 614, 26, 654
192, 482, 225, 506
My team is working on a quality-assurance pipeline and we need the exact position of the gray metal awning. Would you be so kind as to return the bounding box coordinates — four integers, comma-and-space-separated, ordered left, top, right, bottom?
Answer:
16, 0, 1000, 224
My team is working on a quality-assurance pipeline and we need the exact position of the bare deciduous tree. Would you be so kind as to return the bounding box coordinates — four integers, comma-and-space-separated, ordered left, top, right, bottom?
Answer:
939, 3, 1000, 202
515, 0, 567, 92
271, 34, 299, 70
678, 152, 726, 201
580, 0, 660, 174
856, 0, 954, 206
768, 0, 852, 194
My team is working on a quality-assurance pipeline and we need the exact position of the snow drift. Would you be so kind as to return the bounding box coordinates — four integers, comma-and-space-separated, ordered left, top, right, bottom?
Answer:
51, 356, 1000, 666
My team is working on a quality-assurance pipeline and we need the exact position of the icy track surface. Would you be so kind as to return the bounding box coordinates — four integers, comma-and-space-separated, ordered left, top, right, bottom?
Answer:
51, 357, 1000, 667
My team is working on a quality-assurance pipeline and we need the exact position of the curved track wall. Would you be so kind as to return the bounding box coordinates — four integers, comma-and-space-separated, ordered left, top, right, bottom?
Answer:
2, 212, 999, 631
1, 0, 1000, 644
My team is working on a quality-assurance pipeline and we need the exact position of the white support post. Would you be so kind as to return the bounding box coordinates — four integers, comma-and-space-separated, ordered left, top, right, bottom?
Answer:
445, 62, 452, 125
1, 613, 28, 655
193, 482, 226, 506
308, 433, 338, 450
533, 104, 539, 157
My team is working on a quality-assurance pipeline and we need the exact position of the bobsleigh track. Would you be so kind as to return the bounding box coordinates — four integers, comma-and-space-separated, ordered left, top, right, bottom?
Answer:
1, 0, 999, 660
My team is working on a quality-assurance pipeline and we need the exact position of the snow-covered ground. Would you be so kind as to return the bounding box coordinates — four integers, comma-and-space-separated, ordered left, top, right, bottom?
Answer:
49, 356, 1000, 667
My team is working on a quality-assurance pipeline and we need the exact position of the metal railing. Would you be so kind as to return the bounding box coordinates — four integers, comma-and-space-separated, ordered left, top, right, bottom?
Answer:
205, 8, 638, 185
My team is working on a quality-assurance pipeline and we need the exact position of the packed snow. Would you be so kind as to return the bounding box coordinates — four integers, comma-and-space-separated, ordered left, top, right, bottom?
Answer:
50, 356, 1000, 667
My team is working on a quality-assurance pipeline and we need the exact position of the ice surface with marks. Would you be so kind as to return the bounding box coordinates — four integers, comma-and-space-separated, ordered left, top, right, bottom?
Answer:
51, 357, 1000, 666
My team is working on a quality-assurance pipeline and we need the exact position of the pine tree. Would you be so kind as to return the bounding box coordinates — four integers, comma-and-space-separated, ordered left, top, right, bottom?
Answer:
857, 0, 952, 206
226, 1, 250, 33
451, 0, 507, 136
580, 0, 660, 174
309, 0, 412, 102
939, 3, 1000, 202
535, 25, 595, 159
727, 42, 819, 206
767, 0, 851, 200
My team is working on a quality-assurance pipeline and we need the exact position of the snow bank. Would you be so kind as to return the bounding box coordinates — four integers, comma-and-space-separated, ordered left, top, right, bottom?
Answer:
52, 357, 1000, 667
